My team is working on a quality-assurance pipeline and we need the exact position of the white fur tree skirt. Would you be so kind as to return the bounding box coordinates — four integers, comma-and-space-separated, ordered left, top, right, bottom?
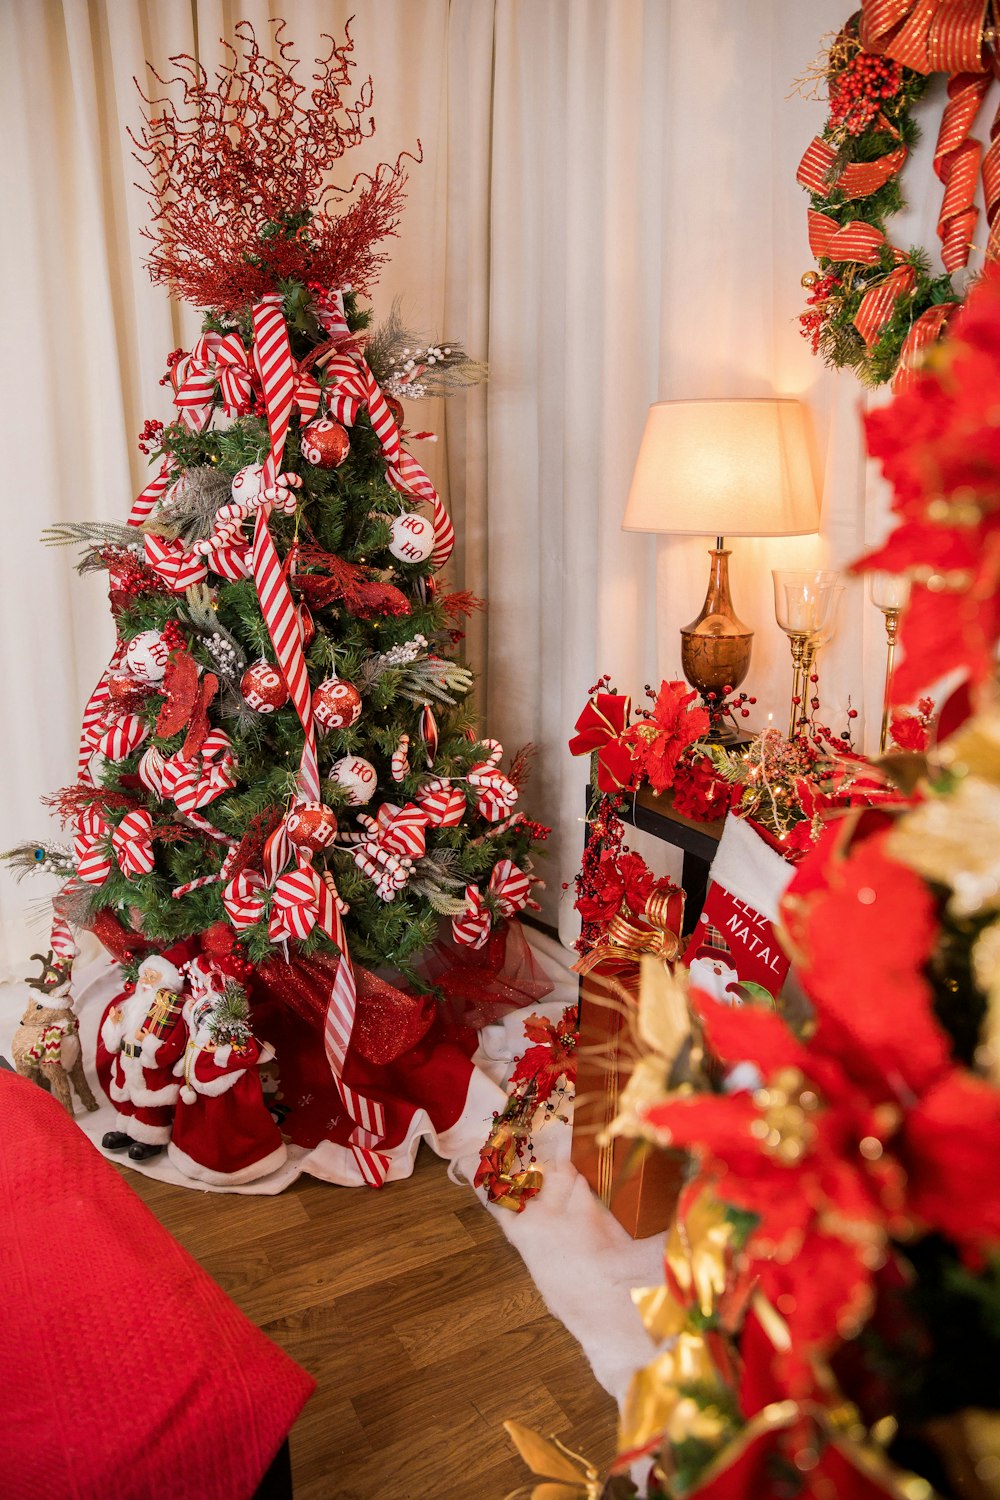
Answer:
0, 928, 660, 1406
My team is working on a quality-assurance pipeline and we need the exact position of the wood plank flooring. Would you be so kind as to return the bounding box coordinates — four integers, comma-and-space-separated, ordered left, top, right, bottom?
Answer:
119, 1148, 619, 1500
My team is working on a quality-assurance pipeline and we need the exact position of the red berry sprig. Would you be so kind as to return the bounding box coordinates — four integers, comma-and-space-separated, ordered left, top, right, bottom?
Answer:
828, 50, 903, 136
160, 620, 187, 653
138, 418, 165, 455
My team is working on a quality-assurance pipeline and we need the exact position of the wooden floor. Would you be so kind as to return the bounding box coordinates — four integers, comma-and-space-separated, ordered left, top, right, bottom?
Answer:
120, 1148, 619, 1500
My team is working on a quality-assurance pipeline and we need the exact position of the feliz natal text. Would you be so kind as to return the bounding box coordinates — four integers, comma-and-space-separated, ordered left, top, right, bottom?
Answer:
722, 897, 784, 976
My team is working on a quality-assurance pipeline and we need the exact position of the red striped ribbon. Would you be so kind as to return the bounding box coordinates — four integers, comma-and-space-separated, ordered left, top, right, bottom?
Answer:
77, 462, 176, 780
251, 294, 388, 1179
797, 136, 907, 201
854, 263, 917, 347
323, 351, 456, 570
861, 0, 988, 73
807, 210, 891, 264
892, 298, 960, 387
935, 71, 991, 268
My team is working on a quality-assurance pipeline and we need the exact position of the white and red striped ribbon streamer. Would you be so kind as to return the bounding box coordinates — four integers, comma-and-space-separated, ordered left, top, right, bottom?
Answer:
251, 295, 387, 1166
222, 868, 268, 928
49, 912, 78, 962
77, 462, 176, 779
324, 351, 456, 570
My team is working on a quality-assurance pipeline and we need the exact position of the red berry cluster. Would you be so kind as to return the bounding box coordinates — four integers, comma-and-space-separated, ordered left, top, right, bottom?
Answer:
160, 619, 187, 653
306, 280, 337, 312
798, 273, 842, 353
520, 818, 552, 843
137, 418, 165, 455
159, 348, 186, 387
828, 50, 902, 136
104, 548, 169, 604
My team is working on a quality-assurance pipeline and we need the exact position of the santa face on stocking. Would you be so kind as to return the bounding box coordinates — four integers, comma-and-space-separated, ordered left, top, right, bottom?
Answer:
688, 950, 741, 1006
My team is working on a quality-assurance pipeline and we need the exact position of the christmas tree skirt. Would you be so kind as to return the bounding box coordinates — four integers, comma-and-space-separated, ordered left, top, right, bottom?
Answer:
0, 930, 514, 1194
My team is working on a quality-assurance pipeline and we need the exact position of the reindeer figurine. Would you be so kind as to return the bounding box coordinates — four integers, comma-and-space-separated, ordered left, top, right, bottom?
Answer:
11, 951, 99, 1116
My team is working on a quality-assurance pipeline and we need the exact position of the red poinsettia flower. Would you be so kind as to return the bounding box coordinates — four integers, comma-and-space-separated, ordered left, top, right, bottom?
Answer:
781, 821, 949, 1103
511, 1007, 577, 1099
642, 996, 897, 1379
888, 713, 925, 752
857, 264, 1000, 703
671, 749, 731, 823
568, 692, 640, 793
623, 681, 710, 793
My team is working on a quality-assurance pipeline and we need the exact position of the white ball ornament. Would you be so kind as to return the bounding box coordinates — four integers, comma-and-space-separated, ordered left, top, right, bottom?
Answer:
123, 630, 170, 683
388, 513, 435, 564
331, 756, 378, 806
231, 463, 266, 504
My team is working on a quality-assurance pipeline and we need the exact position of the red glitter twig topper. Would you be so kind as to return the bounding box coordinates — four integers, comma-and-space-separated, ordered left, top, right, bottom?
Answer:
131, 19, 420, 313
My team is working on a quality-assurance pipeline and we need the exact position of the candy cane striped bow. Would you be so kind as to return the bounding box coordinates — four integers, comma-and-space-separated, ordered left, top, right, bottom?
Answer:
467, 759, 518, 823
97, 714, 149, 762
74, 807, 155, 884
138, 729, 237, 814
452, 860, 532, 949
417, 777, 467, 827
353, 803, 431, 902
111, 809, 155, 877
173, 332, 258, 431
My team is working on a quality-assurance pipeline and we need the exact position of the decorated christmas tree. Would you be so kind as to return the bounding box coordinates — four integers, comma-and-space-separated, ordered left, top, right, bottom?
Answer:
10, 23, 546, 1185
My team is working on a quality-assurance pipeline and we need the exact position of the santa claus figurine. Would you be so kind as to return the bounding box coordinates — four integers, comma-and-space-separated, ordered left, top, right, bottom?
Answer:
99, 952, 187, 1161
167, 960, 287, 1187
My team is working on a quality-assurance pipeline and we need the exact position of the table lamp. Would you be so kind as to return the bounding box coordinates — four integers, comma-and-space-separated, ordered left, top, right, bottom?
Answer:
622, 398, 821, 735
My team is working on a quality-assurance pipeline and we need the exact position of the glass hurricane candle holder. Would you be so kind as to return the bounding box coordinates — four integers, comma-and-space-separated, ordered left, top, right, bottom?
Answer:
869, 571, 912, 752
772, 570, 840, 737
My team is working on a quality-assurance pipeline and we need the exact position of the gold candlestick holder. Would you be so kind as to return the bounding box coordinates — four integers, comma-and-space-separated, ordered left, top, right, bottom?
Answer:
869, 572, 911, 753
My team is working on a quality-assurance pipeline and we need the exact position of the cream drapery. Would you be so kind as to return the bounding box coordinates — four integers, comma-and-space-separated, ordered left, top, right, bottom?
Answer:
0, 1, 957, 967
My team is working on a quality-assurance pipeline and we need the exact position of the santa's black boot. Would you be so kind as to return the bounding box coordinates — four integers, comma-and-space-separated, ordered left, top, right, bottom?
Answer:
101, 1132, 131, 1151
127, 1141, 164, 1162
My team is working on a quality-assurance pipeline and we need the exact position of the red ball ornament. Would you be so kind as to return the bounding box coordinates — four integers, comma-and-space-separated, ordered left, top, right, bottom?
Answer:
386, 395, 404, 428
312, 677, 362, 730
240, 661, 289, 714
285, 801, 338, 852
301, 419, 350, 469
298, 603, 316, 649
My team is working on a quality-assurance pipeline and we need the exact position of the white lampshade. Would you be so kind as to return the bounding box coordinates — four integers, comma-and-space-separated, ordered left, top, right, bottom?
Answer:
622, 397, 821, 538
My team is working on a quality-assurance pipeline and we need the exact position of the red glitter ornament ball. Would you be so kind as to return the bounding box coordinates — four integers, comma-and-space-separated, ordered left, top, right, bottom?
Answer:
312, 677, 362, 730
301, 419, 350, 469
298, 603, 316, 649
285, 801, 338, 852
240, 661, 289, 714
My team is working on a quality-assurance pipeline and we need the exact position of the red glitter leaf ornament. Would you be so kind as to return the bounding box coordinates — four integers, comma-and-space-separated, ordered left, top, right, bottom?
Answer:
132, 21, 421, 313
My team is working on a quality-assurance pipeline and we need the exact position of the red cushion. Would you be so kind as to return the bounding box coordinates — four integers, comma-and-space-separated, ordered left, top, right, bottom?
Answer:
0, 1070, 314, 1500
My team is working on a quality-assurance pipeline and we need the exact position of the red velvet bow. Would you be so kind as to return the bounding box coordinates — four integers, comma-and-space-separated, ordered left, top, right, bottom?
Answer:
568, 692, 640, 793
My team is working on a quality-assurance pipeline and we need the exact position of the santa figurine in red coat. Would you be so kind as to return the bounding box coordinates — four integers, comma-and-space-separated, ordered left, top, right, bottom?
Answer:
167, 957, 287, 1187
99, 951, 187, 1161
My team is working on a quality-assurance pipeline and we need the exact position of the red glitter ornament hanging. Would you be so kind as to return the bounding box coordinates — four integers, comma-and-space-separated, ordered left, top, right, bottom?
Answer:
132, 21, 421, 313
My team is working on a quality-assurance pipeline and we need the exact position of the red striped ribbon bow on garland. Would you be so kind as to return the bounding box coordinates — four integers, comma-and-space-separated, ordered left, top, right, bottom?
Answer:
797, 0, 1000, 389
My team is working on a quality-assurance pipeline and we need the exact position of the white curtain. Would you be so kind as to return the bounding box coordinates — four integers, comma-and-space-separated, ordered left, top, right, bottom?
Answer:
0, 0, 956, 968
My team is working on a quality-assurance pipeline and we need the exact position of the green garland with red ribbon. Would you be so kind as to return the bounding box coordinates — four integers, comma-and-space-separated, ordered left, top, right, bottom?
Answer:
798, 2, 1000, 389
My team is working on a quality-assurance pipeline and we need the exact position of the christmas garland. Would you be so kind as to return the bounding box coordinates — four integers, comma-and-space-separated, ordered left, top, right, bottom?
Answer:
798, 3, 1000, 389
